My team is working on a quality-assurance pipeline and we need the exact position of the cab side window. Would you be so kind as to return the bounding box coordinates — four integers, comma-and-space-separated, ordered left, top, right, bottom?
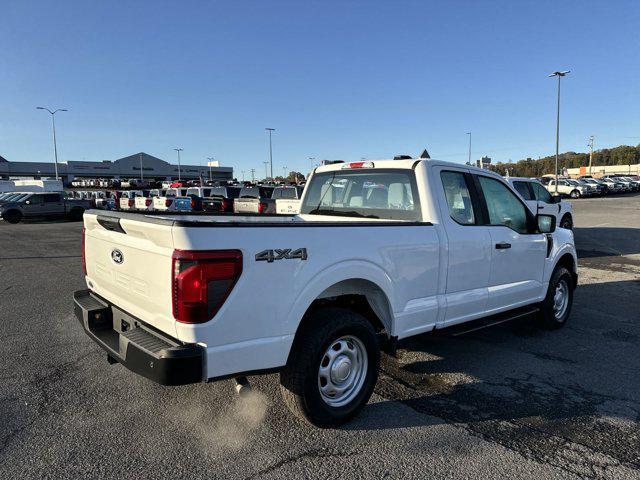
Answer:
477, 176, 529, 234
27, 195, 44, 205
43, 194, 61, 203
531, 182, 553, 203
440, 171, 476, 225
513, 181, 534, 200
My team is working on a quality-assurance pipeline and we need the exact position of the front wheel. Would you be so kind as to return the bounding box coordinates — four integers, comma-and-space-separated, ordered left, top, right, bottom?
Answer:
537, 266, 574, 330
570, 189, 581, 199
279, 307, 380, 428
560, 214, 573, 230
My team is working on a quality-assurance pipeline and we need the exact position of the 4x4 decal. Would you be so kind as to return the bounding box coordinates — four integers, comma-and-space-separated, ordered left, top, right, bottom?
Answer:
255, 248, 308, 263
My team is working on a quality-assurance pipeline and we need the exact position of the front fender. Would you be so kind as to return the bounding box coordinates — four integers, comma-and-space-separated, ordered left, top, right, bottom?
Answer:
545, 227, 577, 283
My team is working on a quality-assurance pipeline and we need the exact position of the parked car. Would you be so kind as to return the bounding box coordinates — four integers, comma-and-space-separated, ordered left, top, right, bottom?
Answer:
233, 185, 275, 213
612, 176, 640, 191
118, 190, 146, 211
545, 178, 591, 198
201, 186, 242, 213
272, 185, 305, 214
76, 158, 576, 427
599, 177, 625, 193
1, 192, 92, 223
507, 177, 574, 229
152, 188, 188, 211
579, 177, 609, 195
134, 189, 165, 211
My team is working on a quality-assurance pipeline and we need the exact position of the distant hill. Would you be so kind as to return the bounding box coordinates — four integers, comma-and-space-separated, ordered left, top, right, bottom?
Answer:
490, 144, 640, 177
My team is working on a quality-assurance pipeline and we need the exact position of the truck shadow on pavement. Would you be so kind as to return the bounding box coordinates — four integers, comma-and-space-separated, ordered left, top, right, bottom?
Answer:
348, 279, 640, 472
573, 227, 640, 257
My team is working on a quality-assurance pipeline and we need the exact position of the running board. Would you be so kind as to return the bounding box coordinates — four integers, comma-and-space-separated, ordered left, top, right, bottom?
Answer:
439, 306, 540, 337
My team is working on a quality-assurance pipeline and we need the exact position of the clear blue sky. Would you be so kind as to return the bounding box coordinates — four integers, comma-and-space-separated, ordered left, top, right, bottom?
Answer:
2, 0, 639, 177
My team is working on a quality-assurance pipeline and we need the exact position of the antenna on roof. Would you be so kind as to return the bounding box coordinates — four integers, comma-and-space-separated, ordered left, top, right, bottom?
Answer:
419, 149, 431, 159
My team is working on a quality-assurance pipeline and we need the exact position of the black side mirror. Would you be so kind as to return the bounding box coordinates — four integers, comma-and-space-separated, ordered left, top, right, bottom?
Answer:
551, 195, 562, 204
537, 214, 556, 233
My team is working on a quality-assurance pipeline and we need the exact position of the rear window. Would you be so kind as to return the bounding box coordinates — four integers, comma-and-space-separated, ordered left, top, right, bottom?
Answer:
300, 169, 420, 220
272, 187, 299, 199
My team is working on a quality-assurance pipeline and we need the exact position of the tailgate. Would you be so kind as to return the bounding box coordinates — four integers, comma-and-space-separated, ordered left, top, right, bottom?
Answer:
83, 212, 177, 337
153, 197, 169, 210
234, 198, 259, 213
276, 199, 301, 214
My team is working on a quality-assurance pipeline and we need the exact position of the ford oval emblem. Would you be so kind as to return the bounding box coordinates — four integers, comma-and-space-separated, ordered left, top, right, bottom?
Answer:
111, 249, 124, 264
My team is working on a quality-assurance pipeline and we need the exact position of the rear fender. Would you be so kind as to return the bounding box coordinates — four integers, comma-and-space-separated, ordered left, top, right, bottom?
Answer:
284, 260, 395, 337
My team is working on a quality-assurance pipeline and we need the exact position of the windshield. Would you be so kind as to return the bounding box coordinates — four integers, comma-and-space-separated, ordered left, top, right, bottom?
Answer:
300, 169, 421, 221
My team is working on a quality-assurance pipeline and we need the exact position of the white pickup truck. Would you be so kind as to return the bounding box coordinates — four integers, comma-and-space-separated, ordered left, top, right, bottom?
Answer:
74, 159, 577, 427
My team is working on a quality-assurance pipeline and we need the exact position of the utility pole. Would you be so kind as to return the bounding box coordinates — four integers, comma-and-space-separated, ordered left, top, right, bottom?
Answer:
466, 132, 471, 165
174, 148, 183, 181
548, 70, 570, 193
36, 107, 68, 180
263, 161, 269, 181
206, 156, 215, 182
250, 168, 256, 182
588, 136, 594, 175
265, 128, 275, 179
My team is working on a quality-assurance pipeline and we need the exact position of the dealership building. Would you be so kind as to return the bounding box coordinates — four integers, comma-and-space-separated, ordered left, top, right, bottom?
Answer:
0, 152, 234, 184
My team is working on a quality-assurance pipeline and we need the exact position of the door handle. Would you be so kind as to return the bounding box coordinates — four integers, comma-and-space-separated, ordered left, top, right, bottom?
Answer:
495, 242, 512, 249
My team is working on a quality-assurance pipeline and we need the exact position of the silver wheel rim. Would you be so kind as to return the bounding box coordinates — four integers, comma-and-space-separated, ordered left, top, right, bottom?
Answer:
553, 280, 569, 320
318, 335, 368, 407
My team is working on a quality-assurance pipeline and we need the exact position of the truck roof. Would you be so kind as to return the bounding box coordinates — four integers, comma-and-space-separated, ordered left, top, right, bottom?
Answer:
314, 158, 503, 179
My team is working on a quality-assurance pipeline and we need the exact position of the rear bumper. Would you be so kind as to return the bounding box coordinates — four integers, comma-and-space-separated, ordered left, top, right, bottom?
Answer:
73, 289, 204, 386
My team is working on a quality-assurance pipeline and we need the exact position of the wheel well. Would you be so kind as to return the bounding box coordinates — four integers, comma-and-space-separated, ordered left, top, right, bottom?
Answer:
556, 253, 577, 288
293, 280, 393, 346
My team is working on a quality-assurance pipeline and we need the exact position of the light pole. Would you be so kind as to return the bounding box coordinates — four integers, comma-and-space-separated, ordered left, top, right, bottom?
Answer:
139, 153, 144, 181
263, 161, 269, 181
548, 70, 570, 193
206, 156, 215, 182
308, 157, 316, 169
36, 107, 68, 180
466, 132, 471, 166
241, 170, 245, 182
265, 128, 275, 179
282, 166, 287, 181
174, 148, 183, 181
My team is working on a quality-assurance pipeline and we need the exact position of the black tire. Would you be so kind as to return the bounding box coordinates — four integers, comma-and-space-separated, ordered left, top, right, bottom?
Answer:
569, 189, 580, 199
559, 214, 573, 230
537, 266, 574, 330
279, 307, 380, 428
3, 210, 22, 224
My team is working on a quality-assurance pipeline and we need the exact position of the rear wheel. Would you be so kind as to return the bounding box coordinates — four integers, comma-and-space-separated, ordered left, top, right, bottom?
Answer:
279, 307, 380, 428
3, 210, 22, 224
537, 266, 574, 330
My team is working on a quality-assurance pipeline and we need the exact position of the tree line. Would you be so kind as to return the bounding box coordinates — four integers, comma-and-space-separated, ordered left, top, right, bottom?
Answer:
489, 144, 640, 177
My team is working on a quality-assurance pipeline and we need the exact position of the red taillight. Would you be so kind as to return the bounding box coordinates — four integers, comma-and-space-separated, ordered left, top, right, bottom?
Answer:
145, 198, 152, 207
190, 198, 196, 210
128, 199, 134, 207
258, 202, 267, 214
81, 227, 87, 275
165, 199, 173, 207
172, 250, 242, 324
221, 198, 230, 212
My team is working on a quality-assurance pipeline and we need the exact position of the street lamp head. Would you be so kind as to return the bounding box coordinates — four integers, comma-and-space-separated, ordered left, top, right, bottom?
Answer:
36, 106, 45, 110
265, 128, 275, 132
548, 70, 570, 77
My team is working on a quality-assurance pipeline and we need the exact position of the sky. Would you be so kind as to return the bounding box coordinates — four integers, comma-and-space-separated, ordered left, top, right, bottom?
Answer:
1, 0, 639, 177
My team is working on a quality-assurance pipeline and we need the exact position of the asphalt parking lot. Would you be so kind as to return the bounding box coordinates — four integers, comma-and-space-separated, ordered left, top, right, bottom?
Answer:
1, 195, 639, 479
